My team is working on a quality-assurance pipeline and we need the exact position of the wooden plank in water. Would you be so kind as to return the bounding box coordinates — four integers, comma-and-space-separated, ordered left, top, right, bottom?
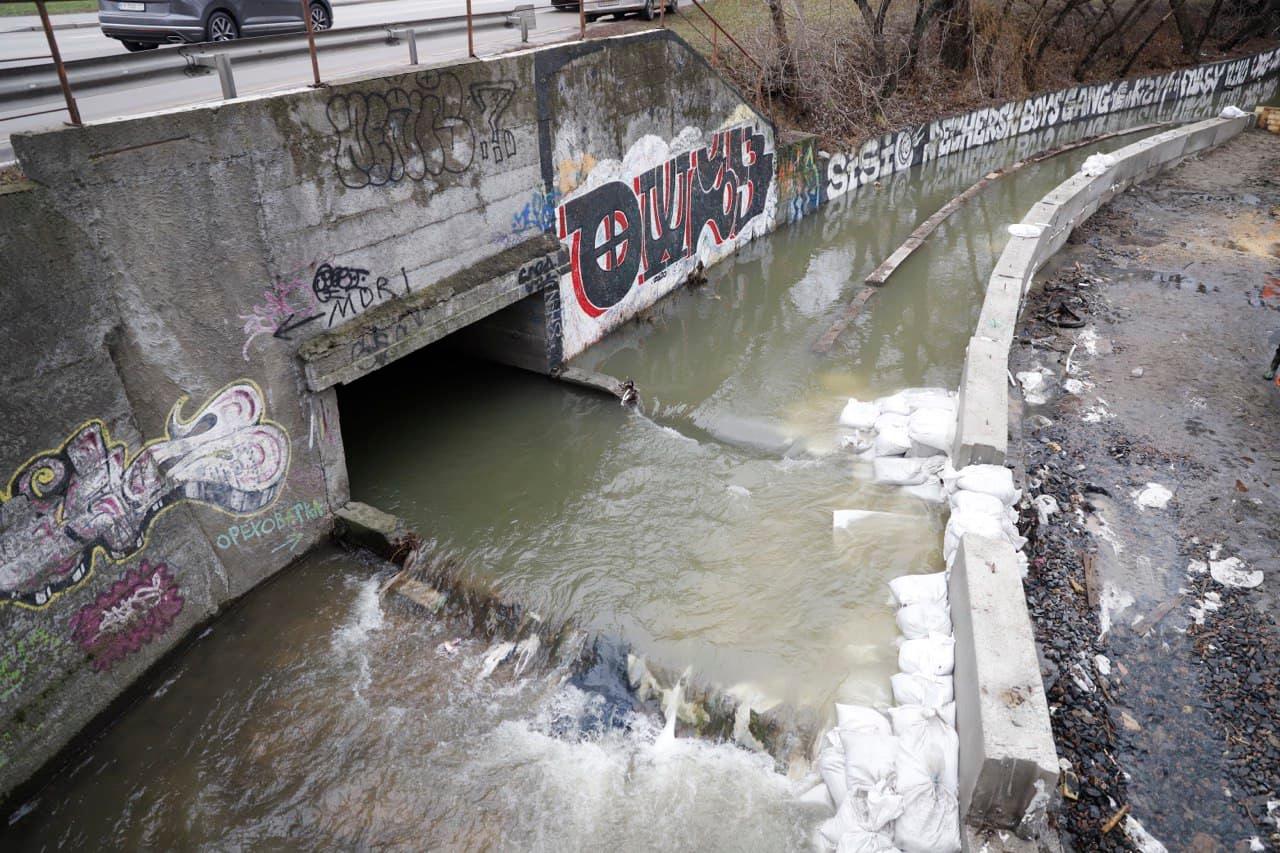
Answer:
812, 286, 876, 354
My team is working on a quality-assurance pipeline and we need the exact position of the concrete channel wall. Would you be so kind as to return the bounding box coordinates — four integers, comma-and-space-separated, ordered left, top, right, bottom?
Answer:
0, 26, 1277, 806
948, 113, 1254, 839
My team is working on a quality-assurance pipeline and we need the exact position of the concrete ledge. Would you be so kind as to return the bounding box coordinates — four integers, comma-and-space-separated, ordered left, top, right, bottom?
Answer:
334, 501, 409, 559
952, 335, 1010, 467
951, 534, 1059, 830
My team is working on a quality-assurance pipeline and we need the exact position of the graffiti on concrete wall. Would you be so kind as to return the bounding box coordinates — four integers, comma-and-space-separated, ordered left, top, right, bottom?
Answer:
0, 382, 289, 609
555, 122, 775, 357
241, 260, 411, 357
0, 627, 65, 702
69, 560, 184, 672
824, 46, 1280, 200
213, 498, 325, 556
777, 139, 823, 224
326, 72, 519, 189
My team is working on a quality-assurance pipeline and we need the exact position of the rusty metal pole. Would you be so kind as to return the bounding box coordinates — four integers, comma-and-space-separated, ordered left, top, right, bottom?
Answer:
465, 0, 476, 57
578, 0, 585, 40
299, 0, 322, 86
35, 0, 80, 125
659, 0, 665, 27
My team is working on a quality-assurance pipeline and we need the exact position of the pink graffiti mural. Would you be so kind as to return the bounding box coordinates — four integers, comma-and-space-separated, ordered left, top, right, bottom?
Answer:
0, 382, 290, 609
69, 560, 184, 671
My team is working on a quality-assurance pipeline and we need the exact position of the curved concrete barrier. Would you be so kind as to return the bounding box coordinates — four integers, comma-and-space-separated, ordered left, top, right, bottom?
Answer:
948, 112, 1254, 840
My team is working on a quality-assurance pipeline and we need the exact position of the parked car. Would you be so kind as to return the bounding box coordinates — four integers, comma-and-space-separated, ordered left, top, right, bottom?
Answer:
554, 0, 677, 22
98, 0, 333, 52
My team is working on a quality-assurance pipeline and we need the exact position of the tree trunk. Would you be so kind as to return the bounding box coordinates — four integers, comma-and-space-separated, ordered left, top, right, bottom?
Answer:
1072, 0, 1153, 80
941, 0, 972, 71
1191, 0, 1225, 55
1168, 0, 1198, 54
1120, 7, 1174, 75
763, 0, 794, 87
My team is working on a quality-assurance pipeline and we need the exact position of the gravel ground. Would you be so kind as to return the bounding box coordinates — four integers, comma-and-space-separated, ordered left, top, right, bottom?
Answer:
1010, 127, 1280, 852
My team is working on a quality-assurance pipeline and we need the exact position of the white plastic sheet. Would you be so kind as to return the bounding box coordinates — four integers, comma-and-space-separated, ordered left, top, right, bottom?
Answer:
888, 573, 948, 608
1080, 152, 1117, 177
898, 633, 955, 677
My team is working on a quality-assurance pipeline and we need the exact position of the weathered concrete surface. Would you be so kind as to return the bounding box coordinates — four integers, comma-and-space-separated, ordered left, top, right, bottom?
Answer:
950, 534, 1059, 830
953, 114, 1254, 471
0, 30, 777, 801
1012, 128, 1280, 849
334, 501, 408, 558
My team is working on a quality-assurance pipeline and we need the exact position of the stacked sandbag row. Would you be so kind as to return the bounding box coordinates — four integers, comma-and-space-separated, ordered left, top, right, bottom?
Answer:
813, 391, 1033, 852
801, 571, 960, 853
838, 389, 957, 504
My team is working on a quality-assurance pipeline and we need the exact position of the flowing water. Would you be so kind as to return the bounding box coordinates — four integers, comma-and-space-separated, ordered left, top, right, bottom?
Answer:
6, 88, 1271, 849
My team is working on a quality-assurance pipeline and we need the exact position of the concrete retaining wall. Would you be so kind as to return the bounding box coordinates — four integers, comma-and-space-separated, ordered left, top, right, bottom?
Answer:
948, 113, 1254, 837
0, 25, 1276, 804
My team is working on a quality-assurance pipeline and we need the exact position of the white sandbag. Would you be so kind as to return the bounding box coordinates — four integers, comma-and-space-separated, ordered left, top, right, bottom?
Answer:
840, 730, 898, 789
799, 779, 836, 810
874, 412, 908, 433
906, 409, 954, 455
840, 398, 881, 430
835, 704, 891, 736
876, 392, 911, 416
1080, 152, 1117, 177
898, 633, 955, 677
818, 743, 848, 807
874, 425, 912, 457
943, 509, 1008, 560
894, 742, 961, 853
947, 489, 1006, 518
841, 429, 876, 453
900, 480, 945, 503
888, 704, 957, 746
836, 829, 900, 853
1220, 105, 1248, 118
824, 784, 906, 850
896, 601, 952, 639
891, 673, 954, 707
901, 388, 955, 413
835, 509, 912, 530
943, 464, 1018, 506
874, 456, 945, 486
894, 783, 960, 853
888, 573, 948, 608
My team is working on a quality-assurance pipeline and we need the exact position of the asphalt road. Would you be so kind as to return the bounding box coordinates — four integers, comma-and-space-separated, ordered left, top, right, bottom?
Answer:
0, 0, 575, 64
0, 3, 596, 162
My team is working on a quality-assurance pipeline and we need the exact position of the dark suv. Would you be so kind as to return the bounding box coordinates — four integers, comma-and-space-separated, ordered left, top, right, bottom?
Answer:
98, 0, 333, 52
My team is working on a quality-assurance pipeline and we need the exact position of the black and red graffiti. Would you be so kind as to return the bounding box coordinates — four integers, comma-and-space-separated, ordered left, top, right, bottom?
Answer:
557, 124, 774, 318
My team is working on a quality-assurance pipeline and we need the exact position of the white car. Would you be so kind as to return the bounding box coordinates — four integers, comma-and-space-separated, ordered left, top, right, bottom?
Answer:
572, 0, 678, 22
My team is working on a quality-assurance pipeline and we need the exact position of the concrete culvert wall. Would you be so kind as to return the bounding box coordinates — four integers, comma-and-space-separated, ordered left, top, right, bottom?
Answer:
0, 21, 1277, 814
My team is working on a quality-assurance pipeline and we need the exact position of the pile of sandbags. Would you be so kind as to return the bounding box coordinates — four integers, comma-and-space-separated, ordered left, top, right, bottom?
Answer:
805, 570, 961, 853
940, 464, 1025, 568
837, 389, 958, 503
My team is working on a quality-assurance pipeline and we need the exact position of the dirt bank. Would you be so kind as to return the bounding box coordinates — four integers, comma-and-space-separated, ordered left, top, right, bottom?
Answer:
1011, 127, 1280, 850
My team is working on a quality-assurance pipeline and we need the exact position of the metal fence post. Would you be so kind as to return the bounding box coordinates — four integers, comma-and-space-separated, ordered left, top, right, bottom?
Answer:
390, 27, 419, 64
466, 0, 476, 57
579, 0, 585, 39
35, 0, 80, 125
298, 0, 322, 86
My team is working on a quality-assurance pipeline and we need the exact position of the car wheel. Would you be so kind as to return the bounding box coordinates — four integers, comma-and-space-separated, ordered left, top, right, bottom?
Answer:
642, 0, 658, 20
121, 40, 158, 51
585, 12, 599, 21
308, 1, 331, 31
666, 0, 677, 11
206, 10, 238, 42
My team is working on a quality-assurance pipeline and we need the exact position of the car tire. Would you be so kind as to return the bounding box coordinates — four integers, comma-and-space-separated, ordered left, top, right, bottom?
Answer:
585, 12, 599, 21
666, 0, 677, 11
642, 0, 658, 20
206, 10, 239, 42
121, 40, 158, 51
307, 1, 331, 31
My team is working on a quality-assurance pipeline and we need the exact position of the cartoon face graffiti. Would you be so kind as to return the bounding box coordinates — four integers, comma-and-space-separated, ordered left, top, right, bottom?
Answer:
69, 560, 184, 671
0, 382, 289, 608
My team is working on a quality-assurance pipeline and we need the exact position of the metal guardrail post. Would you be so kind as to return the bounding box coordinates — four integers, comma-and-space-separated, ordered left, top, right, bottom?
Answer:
466, 0, 476, 57
299, 0, 323, 86
507, 5, 534, 43
688, 0, 761, 71
389, 27, 419, 64
192, 53, 237, 99
34, 0, 80, 125
579, 0, 585, 40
